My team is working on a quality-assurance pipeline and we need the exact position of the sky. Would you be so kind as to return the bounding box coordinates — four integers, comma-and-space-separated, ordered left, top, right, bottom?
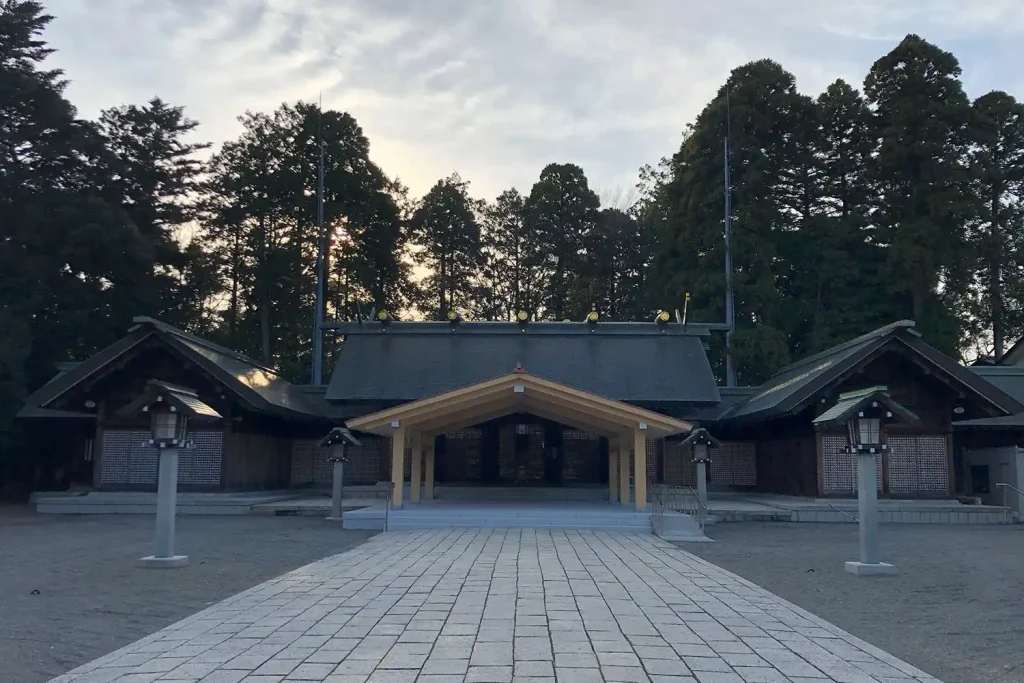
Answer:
42, 0, 1024, 202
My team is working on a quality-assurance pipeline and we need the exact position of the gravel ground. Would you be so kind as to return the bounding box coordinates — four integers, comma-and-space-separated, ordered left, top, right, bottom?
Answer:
0, 506, 375, 683
683, 522, 1024, 683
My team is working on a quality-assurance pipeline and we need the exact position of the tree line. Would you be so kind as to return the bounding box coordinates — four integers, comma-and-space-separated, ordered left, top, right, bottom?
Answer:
5, 0, 1024, 455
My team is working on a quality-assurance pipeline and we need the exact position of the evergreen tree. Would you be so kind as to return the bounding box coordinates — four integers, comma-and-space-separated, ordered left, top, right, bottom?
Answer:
524, 163, 600, 320
97, 97, 210, 325
410, 173, 483, 319
585, 208, 652, 320
653, 60, 811, 383
0, 0, 149, 409
864, 35, 975, 354
967, 91, 1024, 358
478, 189, 542, 320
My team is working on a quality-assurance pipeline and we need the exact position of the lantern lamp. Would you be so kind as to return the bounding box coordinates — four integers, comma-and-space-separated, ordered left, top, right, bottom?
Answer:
813, 386, 919, 576
322, 427, 361, 522
118, 380, 221, 568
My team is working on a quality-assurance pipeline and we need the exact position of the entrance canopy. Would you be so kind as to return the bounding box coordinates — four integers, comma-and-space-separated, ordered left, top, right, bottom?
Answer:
345, 368, 694, 440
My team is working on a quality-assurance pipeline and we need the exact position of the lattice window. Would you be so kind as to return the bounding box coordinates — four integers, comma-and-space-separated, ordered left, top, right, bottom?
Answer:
663, 440, 696, 486
646, 439, 658, 481
291, 439, 332, 485
100, 430, 133, 485
102, 429, 222, 487
822, 433, 881, 495
292, 436, 383, 486
563, 429, 600, 483
500, 425, 545, 482
445, 429, 483, 482
178, 431, 222, 485
709, 442, 756, 486
888, 435, 949, 495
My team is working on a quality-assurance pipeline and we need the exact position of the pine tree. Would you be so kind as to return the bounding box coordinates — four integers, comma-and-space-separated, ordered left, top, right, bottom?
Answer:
410, 173, 483, 319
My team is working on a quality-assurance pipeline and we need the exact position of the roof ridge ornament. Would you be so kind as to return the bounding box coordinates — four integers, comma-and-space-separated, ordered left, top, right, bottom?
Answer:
513, 362, 525, 374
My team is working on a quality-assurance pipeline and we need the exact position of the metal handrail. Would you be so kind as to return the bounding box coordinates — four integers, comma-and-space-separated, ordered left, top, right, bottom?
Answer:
649, 480, 706, 533
996, 482, 1024, 510
825, 501, 858, 523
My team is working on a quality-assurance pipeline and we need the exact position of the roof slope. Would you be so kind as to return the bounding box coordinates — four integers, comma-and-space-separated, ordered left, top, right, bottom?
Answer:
969, 366, 1024, 405
326, 322, 721, 404
724, 321, 1023, 423
24, 317, 321, 420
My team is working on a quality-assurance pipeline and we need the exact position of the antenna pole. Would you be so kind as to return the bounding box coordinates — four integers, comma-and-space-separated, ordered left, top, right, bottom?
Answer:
312, 95, 327, 385
724, 87, 737, 387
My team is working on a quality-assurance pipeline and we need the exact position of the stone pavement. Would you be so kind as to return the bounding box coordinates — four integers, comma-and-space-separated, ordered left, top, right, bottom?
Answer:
50, 530, 942, 683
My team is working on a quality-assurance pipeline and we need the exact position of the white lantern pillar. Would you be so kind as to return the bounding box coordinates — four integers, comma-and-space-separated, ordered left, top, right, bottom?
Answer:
845, 411, 898, 576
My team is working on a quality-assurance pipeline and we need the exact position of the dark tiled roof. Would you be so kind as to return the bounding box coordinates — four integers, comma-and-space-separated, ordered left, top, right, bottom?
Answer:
726, 320, 1023, 423
953, 412, 1024, 429
326, 322, 721, 404
969, 366, 1024, 405
23, 318, 323, 420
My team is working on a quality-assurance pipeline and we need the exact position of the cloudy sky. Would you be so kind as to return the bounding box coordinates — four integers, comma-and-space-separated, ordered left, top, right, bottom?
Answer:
43, 0, 1024, 201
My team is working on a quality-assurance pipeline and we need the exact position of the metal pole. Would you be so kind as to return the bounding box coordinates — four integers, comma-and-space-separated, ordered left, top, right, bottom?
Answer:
140, 446, 188, 567
695, 460, 708, 508
723, 132, 736, 388
330, 458, 344, 521
857, 452, 878, 564
845, 450, 897, 575
311, 95, 326, 385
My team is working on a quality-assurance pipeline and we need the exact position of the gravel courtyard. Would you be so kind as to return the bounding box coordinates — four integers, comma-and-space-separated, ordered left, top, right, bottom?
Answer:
685, 522, 1024, 683
0, 506, 375, 683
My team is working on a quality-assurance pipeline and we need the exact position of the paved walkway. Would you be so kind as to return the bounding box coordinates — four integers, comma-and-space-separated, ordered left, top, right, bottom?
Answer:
51, 530, 941, 683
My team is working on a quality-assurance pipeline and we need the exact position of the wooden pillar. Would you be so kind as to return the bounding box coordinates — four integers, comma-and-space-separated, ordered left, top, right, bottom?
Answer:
618, 435, 631, 504
634, 428, 647, 510
425, 438, 436, 500
410, 430, 422, 502
608, 438, 619, 502
391, 425, 406, 507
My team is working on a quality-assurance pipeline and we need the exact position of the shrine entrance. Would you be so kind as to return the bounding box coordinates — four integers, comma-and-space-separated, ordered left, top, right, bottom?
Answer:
345, 368, 694, 509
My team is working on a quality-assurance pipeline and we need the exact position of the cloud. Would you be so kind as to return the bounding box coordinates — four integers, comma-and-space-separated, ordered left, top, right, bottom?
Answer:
42, 0, 1024, 201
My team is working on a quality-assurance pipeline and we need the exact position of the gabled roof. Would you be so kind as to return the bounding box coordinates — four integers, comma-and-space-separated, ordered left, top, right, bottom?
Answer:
345, 368, 694, 439
724, 321, 1023, 423
326, 321, 721, 404
23, 317, 322, 420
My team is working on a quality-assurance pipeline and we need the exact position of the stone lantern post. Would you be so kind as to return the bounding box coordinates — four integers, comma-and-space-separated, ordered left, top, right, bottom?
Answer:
813, 386, 919, 576
120, 380, 221, 568
678, 427, 721, 508
321, 426, 361, 523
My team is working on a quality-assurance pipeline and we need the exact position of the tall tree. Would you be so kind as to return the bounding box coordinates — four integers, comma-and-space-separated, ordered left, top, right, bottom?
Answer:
410, 173, 483, 319
967, 91, 1024, 358
653, 60, 812, 383
781, 80, 891, 357
585, 208, 652, 320
201, 102, 409, 377
524, 163, 600, 320
478, 188, 542, 320
97, 98, 209, 323
864, 34, 975, 354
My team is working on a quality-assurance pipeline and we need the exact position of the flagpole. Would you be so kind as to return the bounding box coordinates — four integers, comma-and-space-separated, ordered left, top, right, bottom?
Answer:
724, 87, 737, 387
312, 95, 326, 385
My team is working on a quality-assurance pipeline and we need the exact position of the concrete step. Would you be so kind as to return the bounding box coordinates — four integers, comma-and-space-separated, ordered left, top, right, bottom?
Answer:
386, 521, 653, 532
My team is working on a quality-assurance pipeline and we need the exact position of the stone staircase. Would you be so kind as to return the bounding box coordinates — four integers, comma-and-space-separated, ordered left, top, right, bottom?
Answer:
344, 501, 653, 533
